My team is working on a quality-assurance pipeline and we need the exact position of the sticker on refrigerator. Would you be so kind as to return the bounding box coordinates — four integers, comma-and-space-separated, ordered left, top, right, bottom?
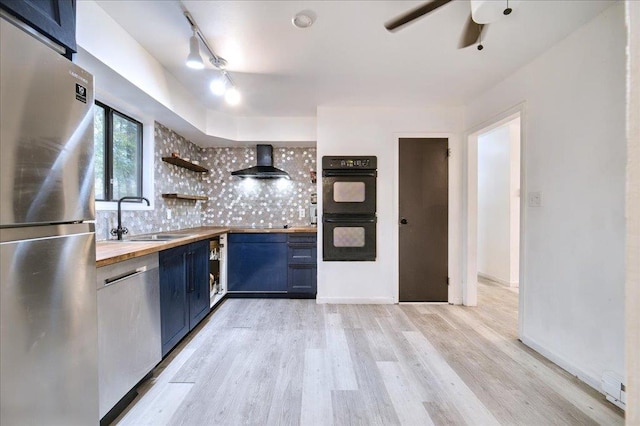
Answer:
75, 84, 87, 103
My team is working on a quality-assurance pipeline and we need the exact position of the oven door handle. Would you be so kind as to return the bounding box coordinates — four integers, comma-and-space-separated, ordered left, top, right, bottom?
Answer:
323, 217, 376, 224
323, 170, 377, 177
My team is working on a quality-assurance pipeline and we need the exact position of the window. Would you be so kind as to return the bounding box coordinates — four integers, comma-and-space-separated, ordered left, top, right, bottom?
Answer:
94, 102, 143, 201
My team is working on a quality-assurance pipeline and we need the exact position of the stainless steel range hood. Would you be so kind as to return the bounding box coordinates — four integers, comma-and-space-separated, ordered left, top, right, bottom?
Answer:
231, 144, 290, 179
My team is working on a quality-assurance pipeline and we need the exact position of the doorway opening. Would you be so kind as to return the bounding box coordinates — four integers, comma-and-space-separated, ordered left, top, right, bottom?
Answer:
465, 108, 523, 335
476, 117, 521, 330
477, 118, 521, 291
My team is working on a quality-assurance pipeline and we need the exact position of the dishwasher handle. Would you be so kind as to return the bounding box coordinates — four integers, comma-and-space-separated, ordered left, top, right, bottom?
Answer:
104, 266, 147, 286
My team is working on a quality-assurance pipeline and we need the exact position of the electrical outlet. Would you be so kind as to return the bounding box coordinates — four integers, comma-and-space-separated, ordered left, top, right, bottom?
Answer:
299, 208, 306, 219
528, 191, 542, 207
166, 209, 172, 219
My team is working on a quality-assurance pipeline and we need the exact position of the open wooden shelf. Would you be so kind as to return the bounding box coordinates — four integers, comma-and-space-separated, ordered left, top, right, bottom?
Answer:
162, 156, 209, 173
161, 193, 208, 201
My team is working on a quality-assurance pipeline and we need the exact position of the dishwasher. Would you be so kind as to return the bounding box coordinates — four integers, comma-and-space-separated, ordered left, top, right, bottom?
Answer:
96, 253, 161, 420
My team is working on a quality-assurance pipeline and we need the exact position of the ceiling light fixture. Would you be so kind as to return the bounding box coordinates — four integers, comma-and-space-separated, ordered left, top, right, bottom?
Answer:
209, 75, 227, 96
183, 9, 241, 106
186, 30, 204, 69
224, 86, 241, 106
292, 11, 315, 29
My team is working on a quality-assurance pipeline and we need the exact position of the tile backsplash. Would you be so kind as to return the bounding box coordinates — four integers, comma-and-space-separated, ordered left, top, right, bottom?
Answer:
96, 122, 316, 240
201, 147, 316, 227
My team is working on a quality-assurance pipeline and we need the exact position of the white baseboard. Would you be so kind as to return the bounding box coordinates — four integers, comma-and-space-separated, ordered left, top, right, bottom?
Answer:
316, 297, 395, 304
449, 297, 463, 305
478, 272, 519, 288
520, 334, 603, 394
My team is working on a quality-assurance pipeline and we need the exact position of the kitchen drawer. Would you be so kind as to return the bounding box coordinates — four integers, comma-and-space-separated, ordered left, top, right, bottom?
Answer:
287, 264, 317, 297
287, 244, 317, 264
287, 233, 317, 244
229, 233, 287, 243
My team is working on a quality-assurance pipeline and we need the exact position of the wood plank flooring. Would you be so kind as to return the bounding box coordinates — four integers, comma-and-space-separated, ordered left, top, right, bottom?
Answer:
114, 283, 624, 425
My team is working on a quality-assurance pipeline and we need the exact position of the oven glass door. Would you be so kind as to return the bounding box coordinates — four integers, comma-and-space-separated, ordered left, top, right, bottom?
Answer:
322, 173, 376, 215
323, 216, 376, 261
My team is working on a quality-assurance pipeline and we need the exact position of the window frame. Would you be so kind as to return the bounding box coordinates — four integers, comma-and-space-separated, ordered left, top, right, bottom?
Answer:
94, 101, 144, 202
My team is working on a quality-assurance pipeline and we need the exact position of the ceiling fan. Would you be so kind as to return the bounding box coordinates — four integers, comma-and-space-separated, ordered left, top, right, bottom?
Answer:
384, 0, 513, 50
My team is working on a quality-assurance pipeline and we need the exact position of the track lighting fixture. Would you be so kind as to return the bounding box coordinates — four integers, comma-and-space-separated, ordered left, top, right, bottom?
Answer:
224, 87, 241, 106
183, 9, 241, 106
209, 75, 227, 96
208, 70, 239, 104
186, 30, 204, 69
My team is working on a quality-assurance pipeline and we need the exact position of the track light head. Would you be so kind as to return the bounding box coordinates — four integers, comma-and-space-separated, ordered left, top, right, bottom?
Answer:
210, 76, 227, 96
186, 33, 204, 69
225, 87, 241, 106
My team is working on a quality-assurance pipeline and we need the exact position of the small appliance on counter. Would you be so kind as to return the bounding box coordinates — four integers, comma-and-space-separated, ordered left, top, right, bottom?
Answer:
309, 193, 318, 225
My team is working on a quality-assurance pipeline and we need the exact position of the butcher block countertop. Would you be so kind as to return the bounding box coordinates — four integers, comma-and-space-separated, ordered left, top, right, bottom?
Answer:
96, 226, 317, 267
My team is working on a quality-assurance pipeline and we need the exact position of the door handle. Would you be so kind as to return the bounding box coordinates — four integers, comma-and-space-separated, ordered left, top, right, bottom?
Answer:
400, 218, 408, 225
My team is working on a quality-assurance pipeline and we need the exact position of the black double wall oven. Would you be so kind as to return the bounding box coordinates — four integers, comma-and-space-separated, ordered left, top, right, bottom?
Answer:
322, 156, 377, 261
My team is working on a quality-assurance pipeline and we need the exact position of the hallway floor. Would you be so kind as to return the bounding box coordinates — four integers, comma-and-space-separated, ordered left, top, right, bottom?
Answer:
115, 283, 624, 425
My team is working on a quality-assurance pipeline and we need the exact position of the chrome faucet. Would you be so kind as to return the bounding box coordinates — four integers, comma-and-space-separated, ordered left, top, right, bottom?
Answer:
110, 196, 150, 240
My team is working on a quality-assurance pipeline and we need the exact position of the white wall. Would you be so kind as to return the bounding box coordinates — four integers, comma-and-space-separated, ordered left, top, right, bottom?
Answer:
316, 106, 463, 304
465, 3, 626, 392
477, 121, 520, 286
625, 0, 640, 421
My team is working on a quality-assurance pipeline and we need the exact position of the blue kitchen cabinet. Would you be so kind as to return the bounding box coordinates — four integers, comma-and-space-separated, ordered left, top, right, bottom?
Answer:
227, 233, 288, 294
188, 239, 210, 327
159, 245, 188, 356
159, 240, 210, 357
227, 232, 317, 298
287, 234, 317, 298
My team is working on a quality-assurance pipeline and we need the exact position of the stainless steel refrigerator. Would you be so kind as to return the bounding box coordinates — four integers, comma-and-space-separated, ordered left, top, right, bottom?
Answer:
0, 17, 98, 425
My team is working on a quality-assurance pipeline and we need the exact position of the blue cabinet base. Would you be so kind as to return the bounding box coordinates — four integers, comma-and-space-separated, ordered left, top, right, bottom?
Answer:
226, 293, 288, 299
228, 233, 317, 299
159, 240, 210, 357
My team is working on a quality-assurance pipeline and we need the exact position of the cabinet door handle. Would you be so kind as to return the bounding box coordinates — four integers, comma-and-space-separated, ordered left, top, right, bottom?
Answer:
187, 252, 195, 293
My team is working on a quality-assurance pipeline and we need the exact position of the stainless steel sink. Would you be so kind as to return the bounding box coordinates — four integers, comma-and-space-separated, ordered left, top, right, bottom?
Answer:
127, 233, 192, 242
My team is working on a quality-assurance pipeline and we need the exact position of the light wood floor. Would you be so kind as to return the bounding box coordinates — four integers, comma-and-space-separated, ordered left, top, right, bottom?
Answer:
114, 283, 624, 425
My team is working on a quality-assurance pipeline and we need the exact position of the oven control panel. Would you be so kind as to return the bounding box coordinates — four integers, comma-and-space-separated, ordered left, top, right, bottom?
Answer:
322, 156, 377, 170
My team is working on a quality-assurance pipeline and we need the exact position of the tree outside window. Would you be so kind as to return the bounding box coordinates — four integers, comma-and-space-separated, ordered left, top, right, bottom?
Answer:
94, 102, 143, 201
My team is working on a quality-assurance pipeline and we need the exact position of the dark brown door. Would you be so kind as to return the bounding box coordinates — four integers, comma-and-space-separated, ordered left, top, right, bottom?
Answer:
399, 138, 448, 302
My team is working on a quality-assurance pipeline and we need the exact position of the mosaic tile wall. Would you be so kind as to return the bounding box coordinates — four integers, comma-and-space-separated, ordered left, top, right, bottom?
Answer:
96, 122, 317, 240
96, 122, 206, 240
200, 147, 316, 228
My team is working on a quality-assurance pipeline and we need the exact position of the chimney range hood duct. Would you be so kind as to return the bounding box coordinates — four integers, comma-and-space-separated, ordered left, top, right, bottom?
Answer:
231, 144, 290, 179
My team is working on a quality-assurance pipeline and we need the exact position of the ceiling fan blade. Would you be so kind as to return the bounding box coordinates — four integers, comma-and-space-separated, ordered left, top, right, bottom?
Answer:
385, 0, 453, 32
459, 14, 485, 48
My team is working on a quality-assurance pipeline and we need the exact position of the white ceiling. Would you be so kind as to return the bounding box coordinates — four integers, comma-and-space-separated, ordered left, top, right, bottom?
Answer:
95, 0, 614, 118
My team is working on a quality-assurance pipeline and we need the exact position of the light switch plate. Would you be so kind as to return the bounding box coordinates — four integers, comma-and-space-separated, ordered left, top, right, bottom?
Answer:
166, 209, 172, 219
299, 208, 306, 219
528, 191, 542, 207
